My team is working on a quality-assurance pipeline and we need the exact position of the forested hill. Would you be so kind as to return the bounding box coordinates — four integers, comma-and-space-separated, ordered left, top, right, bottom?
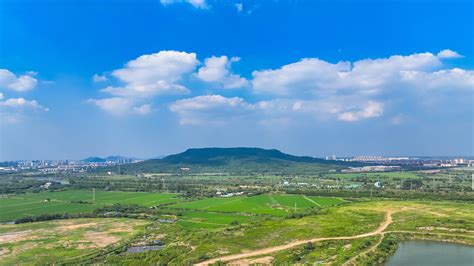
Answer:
99, 147, 364, 174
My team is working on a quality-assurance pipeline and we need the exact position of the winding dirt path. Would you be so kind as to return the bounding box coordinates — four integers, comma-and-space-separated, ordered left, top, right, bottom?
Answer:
195, 210, 394, 266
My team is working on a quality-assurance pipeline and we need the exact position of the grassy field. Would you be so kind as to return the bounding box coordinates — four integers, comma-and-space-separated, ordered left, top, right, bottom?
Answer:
105, 200, 473, 265
1, 189, 472, 265
176, 211, 257, 229
0, 218, 149, 265
168, 194, 344, 216
325, 171, 422, 180
0, 190, 182, 221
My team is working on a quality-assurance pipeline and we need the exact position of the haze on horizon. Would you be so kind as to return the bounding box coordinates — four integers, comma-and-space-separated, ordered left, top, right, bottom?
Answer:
0, 0, 473, 161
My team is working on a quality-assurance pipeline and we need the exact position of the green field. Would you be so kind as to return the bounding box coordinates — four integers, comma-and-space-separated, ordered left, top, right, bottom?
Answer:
106, 200, 474, 265
176, 211, 256, 229
168, 194, 344, 216
325, 171, 422, 180
0, 190, 182, 221
0, 218, 148, 265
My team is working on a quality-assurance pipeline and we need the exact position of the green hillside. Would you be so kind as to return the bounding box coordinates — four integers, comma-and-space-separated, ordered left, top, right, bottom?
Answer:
99, 147, 363, 174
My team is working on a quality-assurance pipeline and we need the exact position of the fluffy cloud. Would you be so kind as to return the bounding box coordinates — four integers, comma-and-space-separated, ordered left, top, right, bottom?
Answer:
0, 69, 38, 92
252, 58, 351, 96
171, 50, 473, 125
437, 49, 463, 59
91, 50, 199, 115
107, 50, 197, 97
101, 82, 189, 98
252, 52, 449, 96
160, 0, 208, 9
196, 56, 248, 89
337, 101, 383, 122
169, 94, 385, 126
132, 104, 153, 115
169, 95, 252, 125
400, 68, 474, 90
93, 49, 472, 124
92, 74, 108, 82
256, 98, 383, 122
0, 98, 48, 111
88, 98, 152, 116
235, 3, 243, 12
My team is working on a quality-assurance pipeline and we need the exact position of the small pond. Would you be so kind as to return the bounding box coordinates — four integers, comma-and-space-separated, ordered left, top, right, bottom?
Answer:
126, 245, 164, 253
386, 240, 473, 266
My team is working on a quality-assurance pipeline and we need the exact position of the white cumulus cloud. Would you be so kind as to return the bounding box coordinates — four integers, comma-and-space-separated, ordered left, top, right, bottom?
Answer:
108, 50, 197, 98
196, 56, 248, 89
160, 0, 208, 9
337, 101, 383, 122
93, 74, 108, 82
0, 69, 38, 92
92, 50, 198, 115
252, 52, 447, 96
169, 95, 252, 125
0, 98, 48, 111
437, 49, 463, 59
88, 97, 152, 116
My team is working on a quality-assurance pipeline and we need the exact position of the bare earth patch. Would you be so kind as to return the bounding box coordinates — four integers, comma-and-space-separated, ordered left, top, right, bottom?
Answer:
229, 256, 274, 266
0, 230, 35, 244
0, 247, 10, 257
83, 231, 121, 248
57, 221, 100, 231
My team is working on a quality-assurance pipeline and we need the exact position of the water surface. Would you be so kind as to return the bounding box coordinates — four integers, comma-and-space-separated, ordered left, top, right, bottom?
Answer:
386, 240, 474, 266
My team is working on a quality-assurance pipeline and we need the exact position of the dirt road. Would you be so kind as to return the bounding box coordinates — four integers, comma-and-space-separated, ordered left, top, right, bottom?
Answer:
195, 210, 394, 266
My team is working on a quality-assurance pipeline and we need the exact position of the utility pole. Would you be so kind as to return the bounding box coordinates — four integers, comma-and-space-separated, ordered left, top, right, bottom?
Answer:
294, 202, 297, 212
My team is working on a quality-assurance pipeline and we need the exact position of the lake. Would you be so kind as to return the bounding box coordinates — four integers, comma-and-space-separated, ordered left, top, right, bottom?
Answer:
386, 240, 474, 266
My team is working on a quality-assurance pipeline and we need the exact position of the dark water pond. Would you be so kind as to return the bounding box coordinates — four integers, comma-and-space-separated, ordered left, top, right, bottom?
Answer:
126, 245, 164, 253
386, 240, 474, 266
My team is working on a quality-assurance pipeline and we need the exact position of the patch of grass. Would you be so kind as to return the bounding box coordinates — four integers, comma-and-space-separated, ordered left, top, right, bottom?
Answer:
326, 171, 422, 180
168, 194, 343, 216
176, 211, 256, 229
0, 190, 182, 221
0, 218, 149, 265
111, 200, 473, 265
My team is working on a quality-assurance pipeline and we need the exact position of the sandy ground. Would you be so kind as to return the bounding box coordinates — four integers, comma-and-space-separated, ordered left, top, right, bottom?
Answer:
195, 210, 395, 266
81, 231, 121, 248
0, 230, 34, 244
228, 256, 274, 266
57, 221, 100, 231
0, 247, 10, 257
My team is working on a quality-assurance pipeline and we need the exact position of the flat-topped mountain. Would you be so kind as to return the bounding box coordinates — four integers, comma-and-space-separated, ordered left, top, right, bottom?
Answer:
102, 147, 362, 174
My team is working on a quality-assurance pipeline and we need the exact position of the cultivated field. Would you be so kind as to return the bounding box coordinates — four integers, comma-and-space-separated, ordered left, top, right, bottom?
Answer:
176, 211, 257, 229
168, 194, 344, 216
0, 218, 149, 265
0, 190, 181, 221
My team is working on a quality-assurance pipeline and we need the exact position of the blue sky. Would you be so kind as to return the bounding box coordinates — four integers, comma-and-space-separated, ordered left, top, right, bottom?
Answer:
0, 0, 473, 160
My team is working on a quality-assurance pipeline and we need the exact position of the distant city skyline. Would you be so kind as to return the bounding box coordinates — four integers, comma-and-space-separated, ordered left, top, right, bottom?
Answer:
1, 0, 473, 160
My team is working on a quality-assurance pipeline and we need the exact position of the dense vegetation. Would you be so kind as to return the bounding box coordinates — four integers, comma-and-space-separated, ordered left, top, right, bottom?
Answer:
99, 147, 364, 174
